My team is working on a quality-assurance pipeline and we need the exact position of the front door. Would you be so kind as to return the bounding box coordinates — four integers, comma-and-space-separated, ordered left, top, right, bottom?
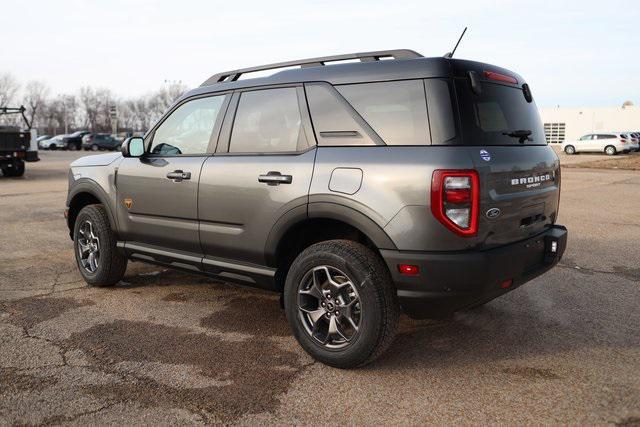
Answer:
198, 87, 316, 274
116, 94, 229, 257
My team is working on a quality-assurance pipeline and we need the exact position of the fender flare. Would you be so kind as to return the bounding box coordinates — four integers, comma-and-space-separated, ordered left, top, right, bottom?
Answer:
67, 178, 117, 232
264, 201, 397, 267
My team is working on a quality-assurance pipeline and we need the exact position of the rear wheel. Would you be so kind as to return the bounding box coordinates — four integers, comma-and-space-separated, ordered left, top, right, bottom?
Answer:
91, 144, 99, 151
73, 204, 127, 287
564, 145, 576, 155
284, 240, 399, 368
2, 160, 25, 177
605, 145, 617, 156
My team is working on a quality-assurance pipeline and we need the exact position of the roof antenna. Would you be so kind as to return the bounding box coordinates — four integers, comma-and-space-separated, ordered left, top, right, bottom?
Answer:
444, 27, 467, 59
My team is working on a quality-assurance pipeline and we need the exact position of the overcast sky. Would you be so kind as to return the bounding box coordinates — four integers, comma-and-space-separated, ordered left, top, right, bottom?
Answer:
1, 0, 639, 107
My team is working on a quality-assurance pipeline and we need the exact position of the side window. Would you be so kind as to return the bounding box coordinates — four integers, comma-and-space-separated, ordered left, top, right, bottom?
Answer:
151, 95, 226, 156
424, 79, 457, 144
579, 135, 592, 141
229, 88, 306, 153
337, 80, 430, 145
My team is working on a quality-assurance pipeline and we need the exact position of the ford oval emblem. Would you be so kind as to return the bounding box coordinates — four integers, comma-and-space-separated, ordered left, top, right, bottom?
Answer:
480, 149, 491, 161
486, 208, 501, 218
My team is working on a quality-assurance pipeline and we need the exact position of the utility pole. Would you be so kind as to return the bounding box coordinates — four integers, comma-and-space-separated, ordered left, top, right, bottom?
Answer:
109, 105, 117, 137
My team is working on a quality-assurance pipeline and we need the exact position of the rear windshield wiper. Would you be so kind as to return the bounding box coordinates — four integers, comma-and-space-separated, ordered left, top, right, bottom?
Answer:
502, 129, 532, 143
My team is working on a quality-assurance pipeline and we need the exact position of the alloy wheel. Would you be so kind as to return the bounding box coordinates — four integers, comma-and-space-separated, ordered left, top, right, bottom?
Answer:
297, 265, 362, 349
77, 220, 100, 273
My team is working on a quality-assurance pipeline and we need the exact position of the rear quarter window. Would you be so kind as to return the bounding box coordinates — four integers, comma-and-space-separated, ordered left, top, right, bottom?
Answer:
336, 80, 430, 145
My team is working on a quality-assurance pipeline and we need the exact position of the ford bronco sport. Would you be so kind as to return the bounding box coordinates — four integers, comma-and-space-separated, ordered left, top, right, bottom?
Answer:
66, 49, 567, 368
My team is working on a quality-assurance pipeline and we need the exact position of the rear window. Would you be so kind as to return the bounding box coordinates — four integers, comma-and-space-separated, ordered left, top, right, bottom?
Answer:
455, 79, 545, 145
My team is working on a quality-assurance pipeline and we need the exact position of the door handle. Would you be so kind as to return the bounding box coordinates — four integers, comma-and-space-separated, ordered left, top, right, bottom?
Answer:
258, 171, 293, 185
166, 170, 191, 182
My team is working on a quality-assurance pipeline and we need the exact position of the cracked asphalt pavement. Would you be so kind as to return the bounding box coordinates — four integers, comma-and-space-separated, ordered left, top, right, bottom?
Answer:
1, 151, 639, 425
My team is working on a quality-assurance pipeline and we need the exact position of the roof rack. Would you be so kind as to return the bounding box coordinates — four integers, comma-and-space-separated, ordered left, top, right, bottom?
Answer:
200, 49, 423, 86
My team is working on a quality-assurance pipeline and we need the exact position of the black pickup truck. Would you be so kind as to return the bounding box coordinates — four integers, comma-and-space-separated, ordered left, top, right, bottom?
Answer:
0, 106, 39, 177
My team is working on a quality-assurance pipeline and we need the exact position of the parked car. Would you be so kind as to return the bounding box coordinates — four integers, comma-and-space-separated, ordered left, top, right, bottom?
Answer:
65, 49, 567, 368
624, 132, 640, 152
562, 133, 631, 155
36, 135, 52, 148
81, 134, 121, 151
39, 135, 68, 150
617, 133, 638, 153
65, 130, 91, 150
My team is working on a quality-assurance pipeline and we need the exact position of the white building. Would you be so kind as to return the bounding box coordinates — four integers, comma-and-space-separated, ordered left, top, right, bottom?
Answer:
539, 104, 640, 144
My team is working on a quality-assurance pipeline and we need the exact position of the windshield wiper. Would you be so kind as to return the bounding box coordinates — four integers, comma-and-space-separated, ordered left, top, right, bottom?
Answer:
502, 129, 532, 143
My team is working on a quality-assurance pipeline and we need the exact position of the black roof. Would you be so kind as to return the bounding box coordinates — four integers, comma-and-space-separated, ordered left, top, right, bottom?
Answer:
182, 50, 526, 101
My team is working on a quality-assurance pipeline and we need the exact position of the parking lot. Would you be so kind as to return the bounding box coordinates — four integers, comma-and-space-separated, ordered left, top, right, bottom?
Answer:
1, 150, 639, 425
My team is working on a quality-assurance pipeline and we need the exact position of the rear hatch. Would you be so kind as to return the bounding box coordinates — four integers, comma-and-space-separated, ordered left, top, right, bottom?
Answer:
452, 66, 560, 248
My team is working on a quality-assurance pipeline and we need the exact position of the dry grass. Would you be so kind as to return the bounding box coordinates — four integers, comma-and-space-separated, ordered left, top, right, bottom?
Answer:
563, 153, 640, 171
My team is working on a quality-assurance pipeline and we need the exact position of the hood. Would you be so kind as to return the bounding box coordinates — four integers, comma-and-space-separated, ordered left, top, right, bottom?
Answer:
70, 152, 122, 167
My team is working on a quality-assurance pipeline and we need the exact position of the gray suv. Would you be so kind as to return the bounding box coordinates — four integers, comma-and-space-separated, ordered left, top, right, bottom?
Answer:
65, 50, 567, 368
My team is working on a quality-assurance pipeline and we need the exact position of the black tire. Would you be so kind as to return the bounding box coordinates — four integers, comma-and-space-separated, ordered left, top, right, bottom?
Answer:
91, 144, 99, 151
284, 240, 399, 368
2, 160, 25, 177
73, 204, 127, 287
605, 145, 616, 156
564, 145, 575, 155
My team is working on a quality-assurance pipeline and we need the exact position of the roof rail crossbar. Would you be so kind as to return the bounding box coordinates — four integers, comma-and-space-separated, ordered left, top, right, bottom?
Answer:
200, 49, 423, 86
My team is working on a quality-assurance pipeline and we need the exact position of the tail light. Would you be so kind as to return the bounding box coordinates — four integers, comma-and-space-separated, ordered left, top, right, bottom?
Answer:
620, 139, 627, 144
431, 170, 479, 237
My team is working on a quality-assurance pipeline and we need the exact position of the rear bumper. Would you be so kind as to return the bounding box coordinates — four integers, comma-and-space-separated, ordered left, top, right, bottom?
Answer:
381, 225, 568, 318
1, 150, 38, 162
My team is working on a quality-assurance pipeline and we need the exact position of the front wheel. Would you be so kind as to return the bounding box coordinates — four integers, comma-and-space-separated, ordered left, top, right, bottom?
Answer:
73, 204, 127, 287
605, 145, 617, 156
284, 240, 399, 368
91, 144, 99, 151
564, 145, 576, 155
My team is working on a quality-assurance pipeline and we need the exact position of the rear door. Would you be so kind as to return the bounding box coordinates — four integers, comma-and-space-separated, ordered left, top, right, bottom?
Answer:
453, 77, 561, 248
578, 134, 594, 152
198, 86, 315, 276
116, 94, 229, 259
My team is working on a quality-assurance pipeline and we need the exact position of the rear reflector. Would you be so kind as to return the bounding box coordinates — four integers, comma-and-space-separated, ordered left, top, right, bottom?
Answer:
398, 264, 420, 276
483, 70, 518, 84
500, 279, 513, 289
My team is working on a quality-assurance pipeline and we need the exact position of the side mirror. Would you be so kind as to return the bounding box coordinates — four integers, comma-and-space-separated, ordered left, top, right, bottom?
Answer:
121, 137, 145, 157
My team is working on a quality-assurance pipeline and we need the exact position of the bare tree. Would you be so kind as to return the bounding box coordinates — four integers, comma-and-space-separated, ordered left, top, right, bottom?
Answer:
23, 81, 50, 127
4, 74, 188, 134
79, 86, 100, 131
0, 73, 20, 107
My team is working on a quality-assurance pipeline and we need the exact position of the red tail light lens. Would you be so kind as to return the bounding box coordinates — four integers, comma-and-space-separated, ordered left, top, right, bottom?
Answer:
431, 170, 480, 237
483, 70, 518, 84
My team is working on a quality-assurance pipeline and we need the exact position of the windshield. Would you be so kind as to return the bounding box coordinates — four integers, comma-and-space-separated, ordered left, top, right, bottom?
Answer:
455, 79, 545, 145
